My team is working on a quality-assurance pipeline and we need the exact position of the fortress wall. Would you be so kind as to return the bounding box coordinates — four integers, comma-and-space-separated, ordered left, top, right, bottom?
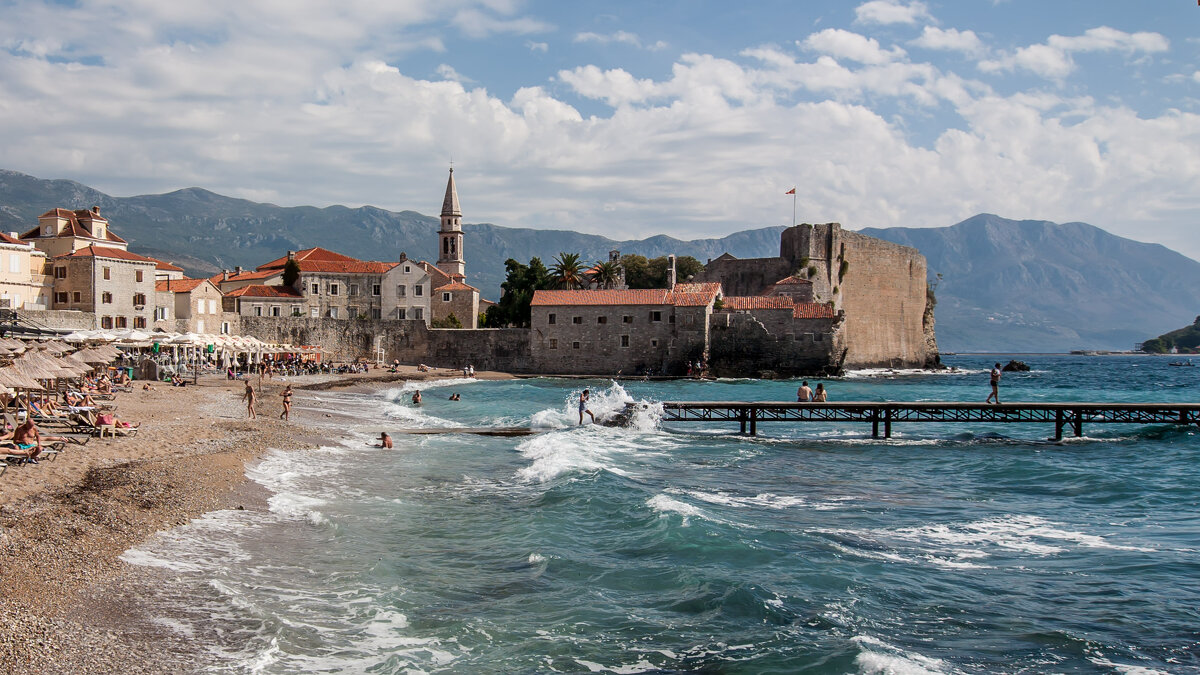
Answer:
691, 256, 793, 297
17, 309, 95, 331
239, 317, 530, 371
708, 311, 841, 377
836, 230, 929, 368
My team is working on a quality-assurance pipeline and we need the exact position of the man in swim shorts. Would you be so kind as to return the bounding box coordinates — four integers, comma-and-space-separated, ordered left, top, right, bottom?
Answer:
578, 389, 595, 425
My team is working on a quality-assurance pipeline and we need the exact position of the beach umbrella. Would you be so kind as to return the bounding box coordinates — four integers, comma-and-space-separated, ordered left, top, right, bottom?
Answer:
0, 367, 41, 391
61, 330, 93, 343
73, 348, 111, 365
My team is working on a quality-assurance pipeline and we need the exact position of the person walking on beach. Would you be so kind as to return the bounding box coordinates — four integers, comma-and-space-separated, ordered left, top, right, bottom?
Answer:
279, 385, 293, 421
797, 381, 813, 402
578, 389, 595, 425
813, 383, 828, 402
986, 363, 1002, 404
243, 382, 257, 419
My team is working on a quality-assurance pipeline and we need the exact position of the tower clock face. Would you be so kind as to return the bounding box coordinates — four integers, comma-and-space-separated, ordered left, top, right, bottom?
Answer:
43, 226, 52, 236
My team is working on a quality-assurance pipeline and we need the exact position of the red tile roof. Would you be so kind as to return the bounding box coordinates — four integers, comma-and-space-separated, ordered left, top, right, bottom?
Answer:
532, 284, 721, 308
153, 259, 184, 272
772, 275, 812, 286
225, 284, 304, 298
257, 247, 399, 274
0, 232, 25, 246
210, 269, 280, 285
25, 208, 126, 244
723, 296, 796, 311
154, 278, 209, 293
55, 245, 157, 264
436, 280, 477, 292
257, 247, 363, 270
793, 302, 836, 319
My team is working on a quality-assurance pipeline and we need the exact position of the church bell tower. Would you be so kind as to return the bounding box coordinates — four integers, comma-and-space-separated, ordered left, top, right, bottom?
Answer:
437, 167, 465, 278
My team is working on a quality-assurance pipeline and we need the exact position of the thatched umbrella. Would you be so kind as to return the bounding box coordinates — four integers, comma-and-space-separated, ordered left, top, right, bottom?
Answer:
73, 348, 111, 365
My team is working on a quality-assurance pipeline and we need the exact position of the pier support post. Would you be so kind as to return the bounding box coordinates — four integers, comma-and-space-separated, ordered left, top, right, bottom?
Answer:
739, 407, 747, 435
749, 408, 757, 436
884, 407, 892, 439
1054, 409, 1064, 442
1072, 411, 1083, 438
871, 408, 879, 439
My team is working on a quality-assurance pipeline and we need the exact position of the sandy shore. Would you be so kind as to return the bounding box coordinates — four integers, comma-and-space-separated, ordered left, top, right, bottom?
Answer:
0, 364, 511, 674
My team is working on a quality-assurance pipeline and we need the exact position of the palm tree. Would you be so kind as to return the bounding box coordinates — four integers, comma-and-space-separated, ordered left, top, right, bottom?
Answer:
551, 252, 584, 289
590, 260, 621, 289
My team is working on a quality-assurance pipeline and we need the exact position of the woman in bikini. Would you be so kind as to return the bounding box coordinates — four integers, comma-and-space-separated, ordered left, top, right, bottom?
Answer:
280, 385, 293, 421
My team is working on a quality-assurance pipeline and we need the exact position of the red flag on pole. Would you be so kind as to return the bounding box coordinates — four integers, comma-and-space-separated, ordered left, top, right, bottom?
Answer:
785, 188, 796, 194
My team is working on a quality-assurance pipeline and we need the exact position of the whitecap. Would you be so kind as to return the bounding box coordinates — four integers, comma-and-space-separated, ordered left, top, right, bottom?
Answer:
853, 635, 949, 674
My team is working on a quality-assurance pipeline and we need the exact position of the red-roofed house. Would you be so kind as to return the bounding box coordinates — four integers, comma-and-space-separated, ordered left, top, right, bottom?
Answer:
153, 278, 231, 334
223, 284, 305, 319
529, 281, 722, 375
22, 206, 129, 259
49, 245, 158, 329
0, 230, 50, 310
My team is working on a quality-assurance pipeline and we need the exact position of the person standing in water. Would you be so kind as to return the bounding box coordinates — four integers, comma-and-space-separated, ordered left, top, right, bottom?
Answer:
578, 389, 595, 425
243, 382, 257, 419
986, 363, 1002, 404
412, 390, 422, 405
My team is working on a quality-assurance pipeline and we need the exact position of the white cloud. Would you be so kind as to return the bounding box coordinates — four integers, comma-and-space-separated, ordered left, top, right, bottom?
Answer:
854, 0, 930, 26
1194, 71, 1200, 84
573, 31, 666, 51
436, 64, 473, 84
450, 9, 553, 39
980, 26, 1169, 80
802, 29, 905, 65
526, 40, 548, 53
910, 27, 985, 56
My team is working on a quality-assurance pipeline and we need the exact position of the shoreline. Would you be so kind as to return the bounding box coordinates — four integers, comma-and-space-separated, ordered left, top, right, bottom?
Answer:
0, 364, 500, 674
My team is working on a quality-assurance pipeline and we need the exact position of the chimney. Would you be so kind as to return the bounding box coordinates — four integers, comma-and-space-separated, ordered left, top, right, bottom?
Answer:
235, 266, 243, 275
91, 206, 100, 215
222, 270, 229, 281
668, 254, 677, 289
287, 250, 295, 261
7, 232, 16, 239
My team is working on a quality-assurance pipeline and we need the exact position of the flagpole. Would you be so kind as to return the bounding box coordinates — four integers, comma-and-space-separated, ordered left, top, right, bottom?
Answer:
792, 190, 796, 228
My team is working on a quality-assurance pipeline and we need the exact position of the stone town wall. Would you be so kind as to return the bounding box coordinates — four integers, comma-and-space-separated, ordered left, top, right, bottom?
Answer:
691, 256, 792, 297
707, 310, 842, 378
529, 305, 707, 375
238, 317, 530, 372
16, 308, 94, 331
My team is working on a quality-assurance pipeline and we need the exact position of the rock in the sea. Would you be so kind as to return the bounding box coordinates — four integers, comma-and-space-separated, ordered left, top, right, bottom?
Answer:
1002, 360, 1030, 372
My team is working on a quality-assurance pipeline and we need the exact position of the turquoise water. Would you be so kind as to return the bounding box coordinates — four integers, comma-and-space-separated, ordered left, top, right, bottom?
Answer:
123, 356, 1200, 673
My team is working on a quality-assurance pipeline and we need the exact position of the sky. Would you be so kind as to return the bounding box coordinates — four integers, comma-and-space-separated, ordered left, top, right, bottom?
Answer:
2, 0, 1199, 257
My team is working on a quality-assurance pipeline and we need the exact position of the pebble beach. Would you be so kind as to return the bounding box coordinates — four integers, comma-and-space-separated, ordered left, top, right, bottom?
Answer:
0, 365, 510, 674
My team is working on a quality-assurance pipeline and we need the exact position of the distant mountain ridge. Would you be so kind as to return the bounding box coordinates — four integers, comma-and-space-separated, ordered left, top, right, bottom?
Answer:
3, 169, 1197, 352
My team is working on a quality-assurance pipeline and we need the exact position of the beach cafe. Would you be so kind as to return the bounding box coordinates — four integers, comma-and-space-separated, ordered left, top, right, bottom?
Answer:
56, 329, 304, 379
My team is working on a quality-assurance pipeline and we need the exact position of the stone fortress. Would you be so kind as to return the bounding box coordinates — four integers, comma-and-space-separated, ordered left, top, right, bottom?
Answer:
10, 170, 937, 377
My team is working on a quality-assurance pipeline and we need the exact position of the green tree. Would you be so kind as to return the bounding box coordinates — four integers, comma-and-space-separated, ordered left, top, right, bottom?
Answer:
590, 260, 622, 289
484, 257, 553, 327
624, 254, 705, 288
430, 313, 463, 329
619, 254, 652, 288
550, 252, 585, 289
282, 258, 301, 287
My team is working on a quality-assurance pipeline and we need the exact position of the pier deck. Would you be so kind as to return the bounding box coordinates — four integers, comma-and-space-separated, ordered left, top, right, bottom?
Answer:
656, 401, 1200, 440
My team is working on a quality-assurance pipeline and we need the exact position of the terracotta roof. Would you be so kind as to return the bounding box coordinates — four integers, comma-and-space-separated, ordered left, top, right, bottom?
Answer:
225, 284, 304, 298
421, 262, 453, 285
668, 282, 722, 306
772, 275, 812, 286
296, 260, 398, 274
436, 280, 477, 292
257, 247, 362, 270
26, 208, 126, 244
153, 259, 184, 272
794, 302, 836, 319
55, 245, 157, 264
532, 289, 669, 306
154, 278, 208, 293
210, 269, 279, 285
0, 232, 25, 246
723, 296, 796, 311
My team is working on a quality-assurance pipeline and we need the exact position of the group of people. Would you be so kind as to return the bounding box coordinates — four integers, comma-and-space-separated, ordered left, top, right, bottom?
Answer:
796, 381, 828, 402
240, 382, 294, 420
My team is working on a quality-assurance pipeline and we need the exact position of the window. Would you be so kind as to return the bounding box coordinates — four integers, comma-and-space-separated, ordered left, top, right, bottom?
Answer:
669, 314, 675, 324
651, 339, 658, 347
196, 319, 203, 333
548, 313, 556, 325
101, 292, 113, 304
621, 335, 629, 347
270, 306, 280, 317
622, 315, 632, 324
397, 308, 407, 320
549, 339, 558, 349
8, 254, 18, 274
54, 292, 68, 304
208, 299, 217, 314
414, 285, 423, 297
54, 266, 67, 279
114, 316, 127, 328
102, 266, 111, 280
349, 284, 358, 296
72, 292, 81, 303
371, 308, 381, 319
221, 322, 230, 334
413, 308, 423, 320
155, 307, 167, 320
443, 292, 451, 302
134, 317, 146, 328
572, 341, 581, 349
310, 307, 319, 318
135, 270, 143, 282
311, 283, 319, 294
100, 316, 112, 329
372, 284, 381, 296
572, 316, 582, 325
404, 265, 411, 273
254, 306, 263, 317
330, 284, 339, 296
348, 306, 358, 318
397, 285, 406, 297
133, 293, 146, 306
329, 307, 339, 318
650, 311, 662, 322
597, 316, 607, 324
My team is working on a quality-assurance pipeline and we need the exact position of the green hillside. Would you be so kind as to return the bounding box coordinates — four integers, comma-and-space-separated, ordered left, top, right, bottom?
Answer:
1140, 318, 1200, 353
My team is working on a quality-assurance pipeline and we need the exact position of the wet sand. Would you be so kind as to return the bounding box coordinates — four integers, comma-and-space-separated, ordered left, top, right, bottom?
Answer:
0, 364, 511, 674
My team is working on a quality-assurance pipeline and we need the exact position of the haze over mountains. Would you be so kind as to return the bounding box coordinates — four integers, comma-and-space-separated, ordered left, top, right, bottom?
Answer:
2, 169, 1196, 353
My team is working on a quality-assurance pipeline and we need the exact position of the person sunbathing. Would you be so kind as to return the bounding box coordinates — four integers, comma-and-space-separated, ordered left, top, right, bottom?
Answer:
9, 419, 44, 462
95, 411, 139, 429
66, 391, 98, 407
113, 371, 132, 386
95, 378, 112, 394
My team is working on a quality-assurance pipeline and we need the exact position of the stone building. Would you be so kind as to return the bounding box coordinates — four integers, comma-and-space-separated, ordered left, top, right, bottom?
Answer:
153, 277, 236, 334
0, 232, 49, 310
50, 245, 158, 329
693, 223, 935, 368
709, 295, 842, 377
20, 207, 127, 258
529, 283, 721, 375
223, 284, 305, 319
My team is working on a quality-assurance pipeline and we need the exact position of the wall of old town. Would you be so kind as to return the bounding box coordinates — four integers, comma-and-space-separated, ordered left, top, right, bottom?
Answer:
528, 304, 708, 375
707, 310, 843, 378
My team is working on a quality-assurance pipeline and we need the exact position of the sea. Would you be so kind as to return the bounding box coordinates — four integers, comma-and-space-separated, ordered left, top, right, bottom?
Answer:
121, 355, 1200, 674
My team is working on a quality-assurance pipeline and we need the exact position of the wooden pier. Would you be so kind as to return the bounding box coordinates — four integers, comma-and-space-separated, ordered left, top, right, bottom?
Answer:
656, 401, 1200, 440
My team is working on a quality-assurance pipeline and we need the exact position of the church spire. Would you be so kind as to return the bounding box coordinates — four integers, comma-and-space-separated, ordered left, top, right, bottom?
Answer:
441, 167, 461, 218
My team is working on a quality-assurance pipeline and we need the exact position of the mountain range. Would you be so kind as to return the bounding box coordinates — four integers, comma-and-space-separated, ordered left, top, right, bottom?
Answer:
2, 169, 1196, 353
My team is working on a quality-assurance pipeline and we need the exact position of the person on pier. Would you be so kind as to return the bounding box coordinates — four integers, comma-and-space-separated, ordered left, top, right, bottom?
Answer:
986, 363, 1002, 404
797, 381, 813, 402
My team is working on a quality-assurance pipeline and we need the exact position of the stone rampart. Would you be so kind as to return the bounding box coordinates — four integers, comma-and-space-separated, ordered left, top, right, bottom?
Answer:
16, 309, 94, 332
691, 256, 792, 297
708, 311, 841, 378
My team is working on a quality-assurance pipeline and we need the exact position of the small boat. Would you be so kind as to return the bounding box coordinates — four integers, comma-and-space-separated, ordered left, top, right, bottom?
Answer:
1169, 360, 1194, 367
